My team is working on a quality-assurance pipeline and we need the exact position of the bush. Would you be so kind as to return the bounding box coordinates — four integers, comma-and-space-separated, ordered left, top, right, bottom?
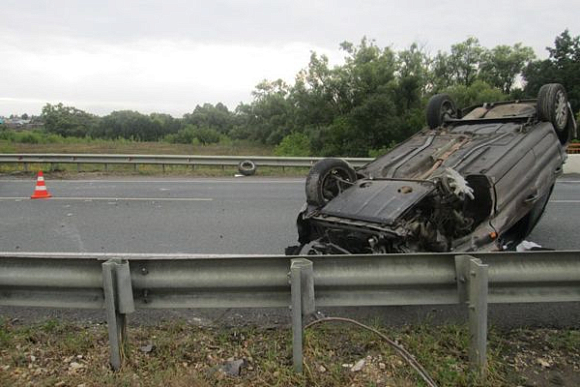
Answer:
274, 132, 311, 157
194, 127, 221, 145
16, 131, 41, 144
165, 125, 222, 145
0, 129, 16, 141
443, 80, 506, 108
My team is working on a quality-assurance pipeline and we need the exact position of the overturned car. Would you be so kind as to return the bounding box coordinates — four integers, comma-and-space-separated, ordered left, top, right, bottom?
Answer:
289, 84, 577, 255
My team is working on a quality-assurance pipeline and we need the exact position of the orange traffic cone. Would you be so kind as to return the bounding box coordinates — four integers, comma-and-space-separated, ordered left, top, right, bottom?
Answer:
31, 171, 52, 199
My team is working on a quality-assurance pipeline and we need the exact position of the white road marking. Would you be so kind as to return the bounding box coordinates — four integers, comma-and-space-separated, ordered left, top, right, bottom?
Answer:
0, 197, 213, 202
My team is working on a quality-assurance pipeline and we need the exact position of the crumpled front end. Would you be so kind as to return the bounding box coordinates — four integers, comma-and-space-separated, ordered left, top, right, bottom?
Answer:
294, 170, 492, 255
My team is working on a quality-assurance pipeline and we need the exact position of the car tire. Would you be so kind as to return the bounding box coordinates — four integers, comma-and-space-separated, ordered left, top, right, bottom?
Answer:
305, 158, 357, 206
426, 94, 458, 129
238, 160, 257, 176
537, 83, 569, 141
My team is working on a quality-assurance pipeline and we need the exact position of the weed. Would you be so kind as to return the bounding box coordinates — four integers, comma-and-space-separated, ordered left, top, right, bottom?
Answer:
0, 319, 578, 386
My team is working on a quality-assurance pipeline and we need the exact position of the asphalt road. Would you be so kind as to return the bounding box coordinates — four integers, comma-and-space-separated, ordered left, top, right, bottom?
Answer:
0, 175, 579, 254
0, 177, 304, 254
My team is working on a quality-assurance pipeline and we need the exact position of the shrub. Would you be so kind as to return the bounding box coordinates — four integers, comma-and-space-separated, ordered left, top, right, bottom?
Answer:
17, 132, 41, 144
274, 132, 311, 157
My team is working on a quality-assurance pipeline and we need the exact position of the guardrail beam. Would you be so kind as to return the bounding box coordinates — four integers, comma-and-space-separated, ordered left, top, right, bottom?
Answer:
2, 250, 579, 376
0, 153, 374, 170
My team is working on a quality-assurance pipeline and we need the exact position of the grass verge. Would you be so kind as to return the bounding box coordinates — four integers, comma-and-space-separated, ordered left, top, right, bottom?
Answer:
1, 318, 579, 386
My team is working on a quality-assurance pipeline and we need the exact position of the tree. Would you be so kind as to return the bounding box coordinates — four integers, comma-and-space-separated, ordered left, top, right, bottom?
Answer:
41, 103, 98, 137
150, 113, 182, 135
428, 51, 452, 92
443, 80, 506, 108
183, 103, 235, 135
242, 79, 295, 144
447, 37, 485, 87
274, 132, 311, 156
237, 36, 535, 156
396, 43, 429, 111
523, 30, 580, 113
93, 111, 162, 141
480, 43, 535, 94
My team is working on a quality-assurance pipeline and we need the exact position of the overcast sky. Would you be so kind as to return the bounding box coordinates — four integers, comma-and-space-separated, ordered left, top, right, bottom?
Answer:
1, 0, 578, 117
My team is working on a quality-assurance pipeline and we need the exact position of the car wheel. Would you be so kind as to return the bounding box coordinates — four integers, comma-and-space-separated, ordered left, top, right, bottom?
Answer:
537, 83, 569, 141
305, 158, 357, 206
238, 160, 256, 176
426, 94, 458, 129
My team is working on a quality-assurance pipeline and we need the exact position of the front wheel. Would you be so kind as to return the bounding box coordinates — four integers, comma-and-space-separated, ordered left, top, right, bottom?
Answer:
305, 158, 357, 206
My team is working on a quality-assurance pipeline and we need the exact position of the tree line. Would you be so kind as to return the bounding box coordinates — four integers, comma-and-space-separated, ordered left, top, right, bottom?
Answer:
16, 30, 580, 157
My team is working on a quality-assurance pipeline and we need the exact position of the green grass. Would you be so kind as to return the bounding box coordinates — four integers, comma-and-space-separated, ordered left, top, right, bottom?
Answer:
0, 135, 274, 156
1, 318, 579, 386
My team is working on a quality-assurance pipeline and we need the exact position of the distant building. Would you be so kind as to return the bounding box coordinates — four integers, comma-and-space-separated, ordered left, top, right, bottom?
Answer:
0, 116, 42, 129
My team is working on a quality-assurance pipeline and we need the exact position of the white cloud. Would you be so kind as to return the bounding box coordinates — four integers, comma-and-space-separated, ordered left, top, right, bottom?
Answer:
0, 37, 343, 116
1, 0, 579, 117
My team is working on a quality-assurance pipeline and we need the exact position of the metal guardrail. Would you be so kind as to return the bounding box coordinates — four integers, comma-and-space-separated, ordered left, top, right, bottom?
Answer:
0, 153, 373, 171
1, 250, 580, 374
1, 153, 579, 174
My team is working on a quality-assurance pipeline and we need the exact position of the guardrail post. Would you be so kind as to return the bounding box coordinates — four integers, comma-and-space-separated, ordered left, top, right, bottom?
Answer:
455, 255, 489, 375
102, 259, 135, 371
290, 258, 315, 373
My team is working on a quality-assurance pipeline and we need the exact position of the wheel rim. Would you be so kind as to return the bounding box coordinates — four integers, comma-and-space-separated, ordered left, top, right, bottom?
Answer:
320, 168, 354, 202
555, 90, 568, 130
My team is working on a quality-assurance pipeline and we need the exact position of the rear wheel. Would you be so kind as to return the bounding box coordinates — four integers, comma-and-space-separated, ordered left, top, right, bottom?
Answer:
426, 94, 458, 129
305, 158, 357, 206
537, 83, 570, 144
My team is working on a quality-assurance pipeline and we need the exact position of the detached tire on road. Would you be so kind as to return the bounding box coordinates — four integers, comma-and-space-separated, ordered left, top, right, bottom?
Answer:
305, 158, 357, 206
537, 83, 570, 144
238, 160, 257, 176
426, 94, 458, 129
